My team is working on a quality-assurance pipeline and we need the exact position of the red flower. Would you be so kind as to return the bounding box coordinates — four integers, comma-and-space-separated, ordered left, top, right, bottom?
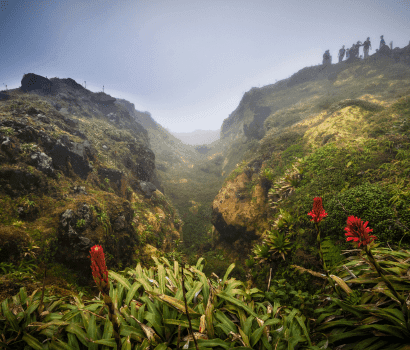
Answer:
345, 216, 377, 247
308, 197, 328, 223
90, 245, 109, 289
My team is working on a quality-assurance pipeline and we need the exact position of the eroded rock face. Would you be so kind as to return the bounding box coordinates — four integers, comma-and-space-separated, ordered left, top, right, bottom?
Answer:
49, 137, 95, 180
211, 172, 269, 243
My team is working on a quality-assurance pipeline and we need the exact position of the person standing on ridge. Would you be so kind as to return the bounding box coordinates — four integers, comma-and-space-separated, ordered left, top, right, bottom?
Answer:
355, 41, 363, 58
363, 37, 371, 58
349, 44, 356, 59
322, 50, 332, 65
338, 45, 346, 62
380, 35, 386, 49
346, 48, 350, 59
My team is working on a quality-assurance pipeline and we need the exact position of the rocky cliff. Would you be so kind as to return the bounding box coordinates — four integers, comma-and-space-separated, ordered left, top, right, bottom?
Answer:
0, 74, 181, 291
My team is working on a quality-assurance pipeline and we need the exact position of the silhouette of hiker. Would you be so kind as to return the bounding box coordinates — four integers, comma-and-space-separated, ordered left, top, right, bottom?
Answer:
363, 37, 372, 58
354, 41, 363, 58
380, 35, 386, 50
322, 50, 332, 65
346, 48, 350, 59
338, 45, 345, 62
349, 44, 356, 59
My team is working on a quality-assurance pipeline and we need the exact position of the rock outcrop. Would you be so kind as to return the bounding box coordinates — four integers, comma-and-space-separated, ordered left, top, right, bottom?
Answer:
211, 172, 269, 243
21, 73, 53, 93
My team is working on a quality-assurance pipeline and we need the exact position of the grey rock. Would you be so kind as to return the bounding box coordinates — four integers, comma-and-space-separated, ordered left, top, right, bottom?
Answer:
97, 167, 125, 190
72, 186, 88, 195
138, 181, 157, 198
49, 138, 95, 179
113, 215, 126, 231
29, 151, 56, 178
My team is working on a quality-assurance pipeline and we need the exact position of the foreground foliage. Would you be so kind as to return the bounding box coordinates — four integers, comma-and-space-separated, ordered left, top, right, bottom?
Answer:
1, 257, 313, 349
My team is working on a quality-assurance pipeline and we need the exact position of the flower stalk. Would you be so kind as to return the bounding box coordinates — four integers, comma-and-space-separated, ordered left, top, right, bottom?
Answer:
90, 245, 121, 349
308, 198, 340, 295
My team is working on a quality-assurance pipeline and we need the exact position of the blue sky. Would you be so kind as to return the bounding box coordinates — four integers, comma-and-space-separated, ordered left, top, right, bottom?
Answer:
1, 0, 409, 132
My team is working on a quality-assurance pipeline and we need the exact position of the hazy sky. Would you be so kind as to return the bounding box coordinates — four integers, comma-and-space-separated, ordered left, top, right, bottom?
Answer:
1, 0, 409, 132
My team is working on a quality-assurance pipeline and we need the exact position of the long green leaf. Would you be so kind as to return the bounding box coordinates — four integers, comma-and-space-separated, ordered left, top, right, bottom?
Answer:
22, 333, 43, 350
250, 324, 265, 348
35, 320, 71, 331
67, 333, 81, 350
109, 270, 132, 290
50, 339, 74, 350
222, 263, 235, 285
163, 318, 200, 330
356, 324, 409, 339
197, 338, 232, 349
125, 282, 142, 306
215, 310, 237, 334
94, 339, 116, 347
1, 299, 19, 332
218, 292, 257, 317
87, 314, 98, 350
295, 315, 311, 346
158, 264, 166, 294
65, 323, 89, 347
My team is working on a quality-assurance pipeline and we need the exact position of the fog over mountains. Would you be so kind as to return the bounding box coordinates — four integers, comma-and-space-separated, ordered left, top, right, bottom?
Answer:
168, 129, 220, 145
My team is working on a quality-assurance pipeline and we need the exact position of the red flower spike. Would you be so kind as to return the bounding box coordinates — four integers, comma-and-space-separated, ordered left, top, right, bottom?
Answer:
345, 216, 377, 247
90, 245, 109, 288
308, 197, 328, 223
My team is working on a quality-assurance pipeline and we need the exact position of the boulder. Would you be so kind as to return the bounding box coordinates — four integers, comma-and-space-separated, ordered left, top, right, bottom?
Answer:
21, 73, 53, 94
113, 215, 126, 231
49, 137, 95, 180
97, 167, 127, 194
29, 151, 56, 178
211, 207, 258, 242
138, 181, 157, 198
56, 209, 95, 281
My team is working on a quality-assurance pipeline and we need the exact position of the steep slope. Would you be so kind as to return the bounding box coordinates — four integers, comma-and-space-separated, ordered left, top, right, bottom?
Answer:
114, 98, 199, 172
209, 49, 410, 277
0, 74, 182, 297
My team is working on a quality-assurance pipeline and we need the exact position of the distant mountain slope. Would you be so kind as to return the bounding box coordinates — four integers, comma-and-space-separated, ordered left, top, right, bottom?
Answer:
114, 99, 200, 173
170, 129, 220, 146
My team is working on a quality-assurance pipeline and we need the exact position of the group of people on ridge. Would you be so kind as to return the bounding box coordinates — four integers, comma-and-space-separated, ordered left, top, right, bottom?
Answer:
322, 35, 388, 65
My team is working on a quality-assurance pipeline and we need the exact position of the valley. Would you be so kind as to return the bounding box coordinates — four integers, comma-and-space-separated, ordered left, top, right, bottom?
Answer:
1, 46, 410, 348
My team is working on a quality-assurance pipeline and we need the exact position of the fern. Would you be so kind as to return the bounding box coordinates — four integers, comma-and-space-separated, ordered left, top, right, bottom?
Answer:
321, 237, 344, 272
